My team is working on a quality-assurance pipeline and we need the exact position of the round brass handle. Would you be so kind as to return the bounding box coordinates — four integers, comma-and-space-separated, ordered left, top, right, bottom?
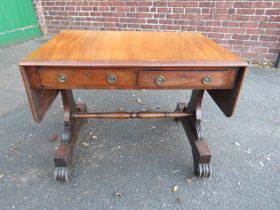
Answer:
155, 76, 166, 85
57, 73, 67, 83
202, 75, 212, 85
107, 74, 117, 84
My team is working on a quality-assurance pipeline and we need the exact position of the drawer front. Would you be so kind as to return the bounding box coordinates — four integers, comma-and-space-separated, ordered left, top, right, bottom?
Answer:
39, 69, 134, 88
138, 70, 236, 89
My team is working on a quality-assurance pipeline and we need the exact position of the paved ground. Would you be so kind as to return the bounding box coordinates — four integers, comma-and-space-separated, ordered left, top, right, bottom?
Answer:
0, 38, 279, 210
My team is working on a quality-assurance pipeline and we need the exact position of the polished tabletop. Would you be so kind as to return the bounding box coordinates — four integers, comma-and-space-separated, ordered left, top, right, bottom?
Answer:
21, 30, 247, 67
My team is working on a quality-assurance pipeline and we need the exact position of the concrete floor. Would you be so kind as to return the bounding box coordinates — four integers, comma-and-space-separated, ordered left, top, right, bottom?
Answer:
0, 38, 280, 210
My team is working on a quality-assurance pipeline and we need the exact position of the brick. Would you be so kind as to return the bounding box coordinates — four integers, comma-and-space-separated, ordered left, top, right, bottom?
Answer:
136, 7, 150, 12
154, 14, 165, 19
259, 53, 278, 61
216, 2, 233, 8
166, 14, 180, 19
166, 25, 180, 31
153, 2, 167, 7
210, 9, 227, 15
213, 27, 229, 33
140, 24, 153, 29
154, 24, 167, 30
88, 2, 99, 6
255, 10, 265, 15
157, 8, 172, 13
265, 29, 280, 36
241, 52, 259, 59
233, 46, 250, 52
174, 20, 188, 26
206, 21, 221, 27
199, 2, 215, 8
120, 18, 133, 23
202, 8, 210, 14
214, 15, 230, 21
223, 22, 239, 27
132, 18, 146, 24
127, 23, 139, 29
273, 2, 280, 7
113, 2, 125, 7
183, 2, 199, 7
244, 41, 260, 46
147, 19, 158, 24
98, 7, 110, 12
250, 47, 268, 53
173, 8, 184, 14
259, 35, 278, 42
115, 23, 127, 28
126, 2, 138, 6
252, 2, 273, 8
168, 2, 182, 7
231, 15, 250, 21
229, 28, 246, 34
240, 22, 258, 28
197, 26, 213, 32
129, 7, 136, 12
268, 49, 280, 54
236, 9, 255, 15
268, 16, 280, 22
116, 7, 129, 12
247, 29, 264, 35
150, 7, 156, 12
258, 23, 279, 29
159, 19, 173, 24
250, 16, 268, 22
208, 33, 224, 39
232, 34, 250, 40
227, 40, 243, 45
185, 8, 201, 14
99, 2, 112, 7
139, 2, 152, 6
181, 26, 196, 31
101, 12, 113, 17
197, 14, 213, 20
114, 12, 125, 18
265, 10, 280, 16
250, 35, 259, 41
233, 2, 252, 8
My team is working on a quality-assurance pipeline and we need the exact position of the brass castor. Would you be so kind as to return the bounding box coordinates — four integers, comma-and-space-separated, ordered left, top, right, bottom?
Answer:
195, 163, 211, 178
54, 167, 71, 182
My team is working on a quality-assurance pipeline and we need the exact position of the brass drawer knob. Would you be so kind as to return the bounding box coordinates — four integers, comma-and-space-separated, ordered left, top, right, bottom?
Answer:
57, 73, 67, 83
202, 75, 212, 85
155, 76, 166, 85
107, 74, 117, 83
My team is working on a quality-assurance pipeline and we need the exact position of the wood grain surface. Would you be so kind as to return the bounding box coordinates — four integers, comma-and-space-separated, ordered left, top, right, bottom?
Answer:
20, 30, 247, 67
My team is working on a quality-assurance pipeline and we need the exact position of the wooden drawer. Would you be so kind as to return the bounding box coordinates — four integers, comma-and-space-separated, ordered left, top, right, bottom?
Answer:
138, 70, 237, 89
38, 68, 134, 89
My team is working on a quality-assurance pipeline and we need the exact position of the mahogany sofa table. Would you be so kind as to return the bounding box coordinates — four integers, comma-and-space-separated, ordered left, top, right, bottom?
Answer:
19, 30, 247, 181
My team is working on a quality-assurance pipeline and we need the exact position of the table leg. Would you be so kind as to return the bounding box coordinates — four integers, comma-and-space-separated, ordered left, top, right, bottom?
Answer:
53, 90, 87, 181
175, 90, 212, 178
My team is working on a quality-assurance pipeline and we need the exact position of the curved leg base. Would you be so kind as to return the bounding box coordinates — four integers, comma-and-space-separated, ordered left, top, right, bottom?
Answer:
177, 90, 212, 178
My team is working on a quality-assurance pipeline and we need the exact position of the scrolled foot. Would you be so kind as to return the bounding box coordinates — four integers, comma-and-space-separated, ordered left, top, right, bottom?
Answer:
194, 163, 211, 178
54, 167, 71, 182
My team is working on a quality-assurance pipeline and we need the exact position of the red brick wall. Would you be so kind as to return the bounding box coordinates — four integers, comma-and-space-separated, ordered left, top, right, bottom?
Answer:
33, 0, 280, 63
